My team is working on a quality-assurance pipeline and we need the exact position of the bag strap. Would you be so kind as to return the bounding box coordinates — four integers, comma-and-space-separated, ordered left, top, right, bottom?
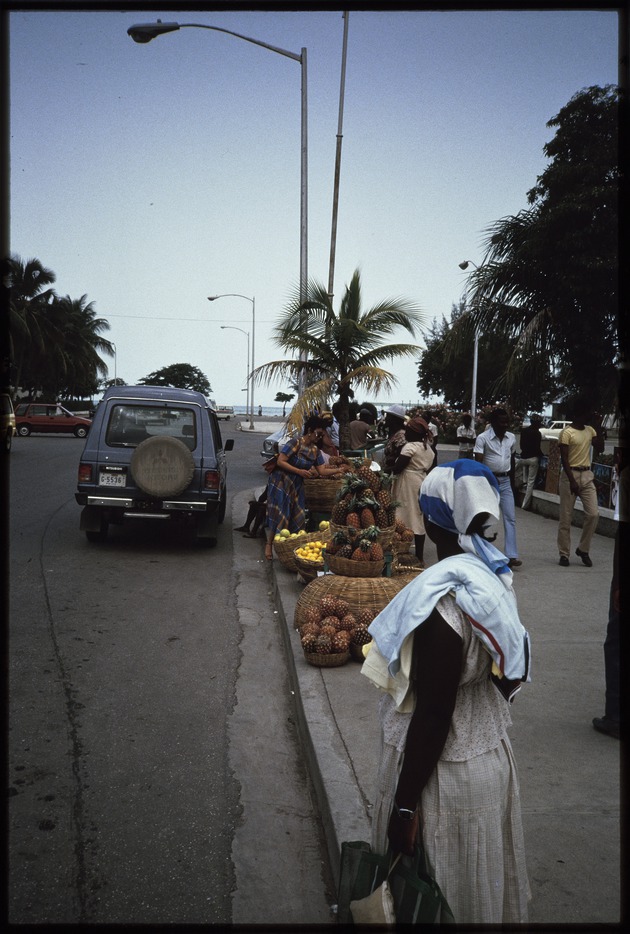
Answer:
387, 852, 402, 878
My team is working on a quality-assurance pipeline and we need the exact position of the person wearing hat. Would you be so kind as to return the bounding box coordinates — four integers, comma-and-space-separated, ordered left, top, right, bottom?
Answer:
391, 416, 434, 564
518, 414, 544, 510
382, 404, 408, 471
363, 459, 531, 923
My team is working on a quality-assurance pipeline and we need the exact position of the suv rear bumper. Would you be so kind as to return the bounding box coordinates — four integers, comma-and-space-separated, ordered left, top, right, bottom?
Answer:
75, 492, 217, 512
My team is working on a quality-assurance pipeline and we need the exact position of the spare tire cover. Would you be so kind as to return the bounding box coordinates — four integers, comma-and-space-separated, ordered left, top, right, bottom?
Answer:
130, 436, 195, 497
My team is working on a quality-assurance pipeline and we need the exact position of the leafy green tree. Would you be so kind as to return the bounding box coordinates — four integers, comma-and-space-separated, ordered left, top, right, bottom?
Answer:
274, 391, 295, 417
138, 363, 212, 395
253, 269, 426, 449
417, 302, 555, 412
450, 85, 619, 412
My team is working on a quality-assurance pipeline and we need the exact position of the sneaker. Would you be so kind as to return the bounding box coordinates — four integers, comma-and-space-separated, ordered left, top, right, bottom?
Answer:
592, 716, 620, 739
559, 555, 570, 566
576, 548, 593, 567
508, 558, 522, 568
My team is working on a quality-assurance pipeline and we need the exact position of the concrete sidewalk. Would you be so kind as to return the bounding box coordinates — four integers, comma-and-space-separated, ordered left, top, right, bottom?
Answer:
240, 480, 621, 925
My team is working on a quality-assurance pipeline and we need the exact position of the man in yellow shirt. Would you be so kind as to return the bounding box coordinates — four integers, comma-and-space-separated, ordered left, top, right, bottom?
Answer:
557, 398, 606, 566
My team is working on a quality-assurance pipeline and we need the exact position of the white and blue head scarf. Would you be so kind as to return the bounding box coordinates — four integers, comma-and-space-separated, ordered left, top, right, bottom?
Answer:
420, 459, 511, 575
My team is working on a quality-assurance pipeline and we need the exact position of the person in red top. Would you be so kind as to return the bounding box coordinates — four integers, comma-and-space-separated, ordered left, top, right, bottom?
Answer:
557, 398, 606, 566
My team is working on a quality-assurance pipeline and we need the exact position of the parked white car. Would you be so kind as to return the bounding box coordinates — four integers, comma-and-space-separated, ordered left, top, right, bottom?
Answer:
540, 420, 572, 440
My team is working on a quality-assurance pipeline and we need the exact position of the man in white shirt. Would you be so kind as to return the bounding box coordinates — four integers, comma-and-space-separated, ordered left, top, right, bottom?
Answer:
474, 408, 521, 567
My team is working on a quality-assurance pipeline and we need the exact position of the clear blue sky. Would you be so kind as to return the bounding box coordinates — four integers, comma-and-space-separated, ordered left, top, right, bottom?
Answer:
9, 5, 619, 408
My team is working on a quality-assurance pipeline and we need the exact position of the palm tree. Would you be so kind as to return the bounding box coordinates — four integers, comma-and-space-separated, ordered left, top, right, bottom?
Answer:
53, 295, 113, 398
7, 255, 57, 394
253, 269, 426, 450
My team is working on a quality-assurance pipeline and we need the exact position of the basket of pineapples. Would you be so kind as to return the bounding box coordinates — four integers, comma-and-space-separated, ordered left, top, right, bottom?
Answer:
330, 465, 397, 549
324, 526, 386, 577
298, 593, 375, 667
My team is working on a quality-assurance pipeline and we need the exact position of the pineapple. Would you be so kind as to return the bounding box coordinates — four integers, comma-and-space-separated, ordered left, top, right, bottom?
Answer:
320, 618, 339, 636
356, 462, 376, 489
358, 495, 378, 529
351, 539, 372, 561
331, 499, 349, 525
332, 631, 351, 653
350, 624, 372, 646
319, 595, 339, 618
315, 633, 333, 654
346, 509, 361, 530
362, 525, 384, 562
301, 632, 319, 653
339, 613, 357, 632
336, 543, 354, 559
326, 530, 350, 556
333, 598, 350, 618
299, 621, 321, 639
301, 606, 323, 628
375, 506, 390, 529
355, 607, 376, 629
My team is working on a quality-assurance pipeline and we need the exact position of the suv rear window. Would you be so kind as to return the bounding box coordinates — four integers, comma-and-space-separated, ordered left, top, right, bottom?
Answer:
105, 404, 197, 449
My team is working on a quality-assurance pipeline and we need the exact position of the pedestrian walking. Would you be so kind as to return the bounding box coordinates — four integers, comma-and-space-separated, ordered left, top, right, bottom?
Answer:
363, 459, 531, 924
557, 398, 606, 567
518, 414, 544, 510
391, 416, 434, 565
456, 413, 476, 459
474, 408, 521, 567
423, 410, 440, 469
348, 409, 375, 450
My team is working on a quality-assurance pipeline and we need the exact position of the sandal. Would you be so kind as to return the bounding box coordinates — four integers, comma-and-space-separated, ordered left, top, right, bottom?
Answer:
264, 543, 273, 561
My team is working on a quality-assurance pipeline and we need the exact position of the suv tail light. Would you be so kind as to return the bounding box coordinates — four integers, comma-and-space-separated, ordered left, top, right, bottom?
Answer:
78, 463, 92, 483
203, 470, 220, 491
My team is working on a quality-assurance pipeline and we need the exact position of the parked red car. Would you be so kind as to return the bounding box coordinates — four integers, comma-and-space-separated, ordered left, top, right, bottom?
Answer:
15, 402, 92, 438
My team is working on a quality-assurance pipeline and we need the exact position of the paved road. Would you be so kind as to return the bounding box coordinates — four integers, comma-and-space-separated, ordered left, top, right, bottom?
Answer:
7, 429, 332, 924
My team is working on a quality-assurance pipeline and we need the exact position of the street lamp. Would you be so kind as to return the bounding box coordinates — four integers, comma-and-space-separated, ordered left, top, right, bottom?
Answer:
220, 326, 251, 429
110, 341, 117, 386
128, 19, 308, 371
208, 294, 255, 430
459, 260, 480, 418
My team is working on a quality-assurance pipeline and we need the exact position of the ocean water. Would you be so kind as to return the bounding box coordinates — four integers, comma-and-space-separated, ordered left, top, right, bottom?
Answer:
233, 406, 285, 417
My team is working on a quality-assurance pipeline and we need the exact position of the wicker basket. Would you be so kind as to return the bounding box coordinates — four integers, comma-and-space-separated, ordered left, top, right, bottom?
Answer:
389, 537, 413, 555
304, 650, 350, 668
294, 574, 411, 631
293, 550, 325, 583
324, 551, 385, 578
273, 528, 331, 571
304, 477, 344, 512
330, 520, 396, 551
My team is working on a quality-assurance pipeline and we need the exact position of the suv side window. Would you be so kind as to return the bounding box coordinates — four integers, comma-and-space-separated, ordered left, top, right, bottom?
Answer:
208, 411, 223, 453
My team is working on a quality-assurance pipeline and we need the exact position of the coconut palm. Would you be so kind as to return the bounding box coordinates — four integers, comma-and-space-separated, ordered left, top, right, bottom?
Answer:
7, 255, 57, 393
252, 269, 426, 450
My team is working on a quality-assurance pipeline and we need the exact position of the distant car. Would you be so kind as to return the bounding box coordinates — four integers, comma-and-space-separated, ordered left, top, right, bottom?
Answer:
14, 402, 92, 438
215, 405, 235, 420
539, 420, 573, 441
75, 384, 234, 545
1, 393, 16, 452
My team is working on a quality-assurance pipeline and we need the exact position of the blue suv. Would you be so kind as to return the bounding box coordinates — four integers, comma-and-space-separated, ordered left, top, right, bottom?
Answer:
75, 385, 233, 545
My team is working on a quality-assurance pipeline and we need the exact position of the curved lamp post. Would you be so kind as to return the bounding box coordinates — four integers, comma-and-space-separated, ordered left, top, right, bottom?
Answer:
220, 325, 251, 429
459, 260, 480, 417
128, 19, 308, 379
208, 294, 255, 430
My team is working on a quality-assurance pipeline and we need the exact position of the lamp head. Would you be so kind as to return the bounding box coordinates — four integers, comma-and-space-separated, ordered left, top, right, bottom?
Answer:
127, 21, 180, 43
207, 296, 218, 302
458, 261, 470, 270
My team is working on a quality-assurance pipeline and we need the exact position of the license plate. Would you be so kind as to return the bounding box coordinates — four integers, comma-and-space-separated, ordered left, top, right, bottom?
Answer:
99, 471, 126, 487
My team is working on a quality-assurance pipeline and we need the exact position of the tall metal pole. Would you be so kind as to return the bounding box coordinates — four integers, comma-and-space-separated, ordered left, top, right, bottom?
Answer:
459, 260, 480, 417
221, 326, 250, 424
208, 293, 255, 430
327, 11, 349, 300
298, 47, 309, 398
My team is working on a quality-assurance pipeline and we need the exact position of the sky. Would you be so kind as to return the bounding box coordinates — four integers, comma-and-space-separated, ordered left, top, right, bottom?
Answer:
8, 3, 620, 410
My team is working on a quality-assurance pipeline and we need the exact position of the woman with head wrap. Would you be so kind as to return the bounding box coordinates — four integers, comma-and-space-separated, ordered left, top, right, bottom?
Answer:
391, 416, 434, 565
362, 459, 531, 924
